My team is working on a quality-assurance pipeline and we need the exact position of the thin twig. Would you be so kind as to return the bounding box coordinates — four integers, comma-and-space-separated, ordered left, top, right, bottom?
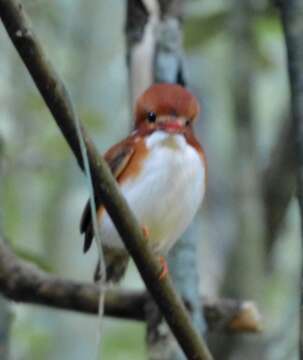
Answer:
0, 1, 213, 358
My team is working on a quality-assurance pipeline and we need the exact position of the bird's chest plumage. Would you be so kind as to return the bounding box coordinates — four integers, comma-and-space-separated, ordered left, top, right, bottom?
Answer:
100, 131, 205, 253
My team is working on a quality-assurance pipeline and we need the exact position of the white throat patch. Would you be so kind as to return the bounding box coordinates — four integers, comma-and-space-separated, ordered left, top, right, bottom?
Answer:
146, 131, 187, 150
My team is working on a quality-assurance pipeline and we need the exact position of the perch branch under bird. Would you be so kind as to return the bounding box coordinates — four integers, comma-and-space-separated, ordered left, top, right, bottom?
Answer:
0, 238, 262, 333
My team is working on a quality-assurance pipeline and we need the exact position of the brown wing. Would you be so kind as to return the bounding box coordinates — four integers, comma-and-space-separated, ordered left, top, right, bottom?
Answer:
80, 139, 135, 253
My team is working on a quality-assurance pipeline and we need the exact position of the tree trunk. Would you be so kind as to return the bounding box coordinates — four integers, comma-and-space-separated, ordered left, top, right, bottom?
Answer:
126, 1, 206, 359
275, 0, 303, 358
211, 1, 265, 358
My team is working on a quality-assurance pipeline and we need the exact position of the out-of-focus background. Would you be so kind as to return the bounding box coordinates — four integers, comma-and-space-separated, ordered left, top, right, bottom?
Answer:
0, 0, 299, 359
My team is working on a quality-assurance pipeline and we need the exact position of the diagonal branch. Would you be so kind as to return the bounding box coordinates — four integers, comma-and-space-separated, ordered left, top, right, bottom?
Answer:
0, 1, 212, 358
0, 238, 262, 333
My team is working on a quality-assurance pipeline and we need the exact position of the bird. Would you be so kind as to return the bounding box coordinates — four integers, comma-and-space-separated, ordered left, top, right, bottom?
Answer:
80, 83, 207, 282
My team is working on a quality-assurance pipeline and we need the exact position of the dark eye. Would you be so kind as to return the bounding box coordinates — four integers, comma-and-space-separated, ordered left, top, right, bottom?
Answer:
147, 112, 157, 123
185, 119, 191, 126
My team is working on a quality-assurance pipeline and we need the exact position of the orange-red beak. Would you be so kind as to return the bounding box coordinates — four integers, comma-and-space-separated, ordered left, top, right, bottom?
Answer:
161, 120, 183, 133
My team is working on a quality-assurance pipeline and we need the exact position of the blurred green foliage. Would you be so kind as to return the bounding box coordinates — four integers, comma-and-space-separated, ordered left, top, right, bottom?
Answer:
102, 321, 145, 360
0, 0, 300, 359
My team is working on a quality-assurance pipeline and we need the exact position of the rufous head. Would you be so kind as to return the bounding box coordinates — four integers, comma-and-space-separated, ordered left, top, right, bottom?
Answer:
134, 83, 200, 133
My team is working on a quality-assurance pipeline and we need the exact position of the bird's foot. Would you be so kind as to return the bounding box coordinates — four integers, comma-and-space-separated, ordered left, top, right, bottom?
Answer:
158, 256, 169, 280
141, 225, 150, 238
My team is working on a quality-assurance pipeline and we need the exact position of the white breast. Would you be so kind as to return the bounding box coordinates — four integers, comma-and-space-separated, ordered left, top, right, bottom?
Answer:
100, 131, 205, 254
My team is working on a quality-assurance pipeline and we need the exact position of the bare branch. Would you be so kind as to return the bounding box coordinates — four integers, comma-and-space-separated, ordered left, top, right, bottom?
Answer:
0, 238, 262, 333
0, 1, 212, 358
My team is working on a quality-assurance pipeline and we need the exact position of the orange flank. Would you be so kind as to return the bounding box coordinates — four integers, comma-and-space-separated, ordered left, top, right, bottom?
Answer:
118, 138, 149, 184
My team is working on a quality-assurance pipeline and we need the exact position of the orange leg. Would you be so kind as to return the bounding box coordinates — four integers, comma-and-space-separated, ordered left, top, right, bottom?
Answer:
158, 256, 169, 280
141, 225, 150, 238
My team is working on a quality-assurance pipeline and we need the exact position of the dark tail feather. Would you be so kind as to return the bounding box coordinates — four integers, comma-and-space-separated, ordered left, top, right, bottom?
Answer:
94, 248, 129, 283
83, 225, 93, 253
